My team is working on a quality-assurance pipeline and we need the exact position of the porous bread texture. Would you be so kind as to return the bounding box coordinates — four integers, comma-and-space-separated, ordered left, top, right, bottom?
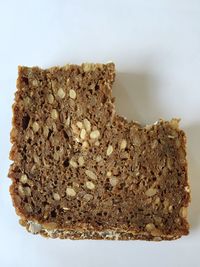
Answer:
9, 63, 190, 240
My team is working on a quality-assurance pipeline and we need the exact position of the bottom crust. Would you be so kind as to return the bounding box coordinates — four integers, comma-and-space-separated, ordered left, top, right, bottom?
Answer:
22, 220, 181, 241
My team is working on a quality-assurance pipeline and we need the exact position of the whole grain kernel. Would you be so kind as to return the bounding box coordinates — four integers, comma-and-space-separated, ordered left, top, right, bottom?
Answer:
73, 182, 80, 188
86, 181, 95, 190
62, 207, 69, 211
85, 170, 97, 180
167, 158, 173, 170
51, 109, 58, 120
145, 223, 156, 232
170, 118, 179, 129
24, 203, 33, 213
96, 155, 102, 162
18, 185, 25, 197
109, 177, 118, 186
43, 222, 58, 229
28, 222, 41, 234
106, 171, 112, 177
120, 139, 127, 150
179, 207, 187, 218
185, 186, 190, 193
78, 156, 84, 166
95, 141, 100, 146
151, 140, 158, 149
65, 116, 70, 127
53, 152, 59, 161
76, 121, 83, 129
145, 188, 157, 197
47, 94, 54, 104
66, 187, 76, 197
82, 141, 89, 149
69, 89, 76, 99
33, 154, 40, 164
83, 118, 91, 132
53, 193, 61, 201
90, 130, 100, 139
83, 64, 92, 72
163, 199, 170, 209
43, 126, 49, 138
57, 88, 66, 98
154, 197, 160, 205
169, 205, 173, 212
106, 145, 113, 156
32, 121, 40, 132
20, 174, 28, 184
23, 96, 31, 106
24, 187, 31, 196
153, 237, 162, 241
69, 159, 78, 168
32, 80, 38, 86
80, 128, 86, 140
168, 135, 175, 139
83, 193, 93, 201
71, 124, 79, 135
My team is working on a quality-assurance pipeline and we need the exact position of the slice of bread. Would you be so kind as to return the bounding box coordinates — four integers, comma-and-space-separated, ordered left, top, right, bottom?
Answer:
9, 63, 190, 240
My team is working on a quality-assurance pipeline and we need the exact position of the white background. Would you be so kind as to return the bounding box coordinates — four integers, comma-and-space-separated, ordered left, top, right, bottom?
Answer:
0, 1, 200, 266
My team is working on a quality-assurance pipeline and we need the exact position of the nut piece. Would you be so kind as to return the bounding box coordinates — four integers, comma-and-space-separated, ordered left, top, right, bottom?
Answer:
20, 174, 28, 184
85, 181, 95, 190
69, 159, 78, 168
109, 177, 118, 187
85, 170, 97, 180
106, 145, 113, 156
78, 156, 84, 166
53, 193, 61, 201
80, 128, 86, 140
145, 188, 157, 197
47, 94, 54, 104
32, 122, 40, 132
83, 118, 91, 132
179, 207, 187, 218
120, 139, 127, 150
66, 187, 76, 197
57, 88, 66, 99
90, 130, 100, 139
51, 109, 58, 120
69, 89, 76, 99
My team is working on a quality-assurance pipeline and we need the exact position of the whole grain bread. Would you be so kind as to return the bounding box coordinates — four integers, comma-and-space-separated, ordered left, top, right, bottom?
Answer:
9, 63, 190, 240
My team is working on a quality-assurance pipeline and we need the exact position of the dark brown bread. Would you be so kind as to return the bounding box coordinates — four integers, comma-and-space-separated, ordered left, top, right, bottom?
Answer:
9, 63, 190, 240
